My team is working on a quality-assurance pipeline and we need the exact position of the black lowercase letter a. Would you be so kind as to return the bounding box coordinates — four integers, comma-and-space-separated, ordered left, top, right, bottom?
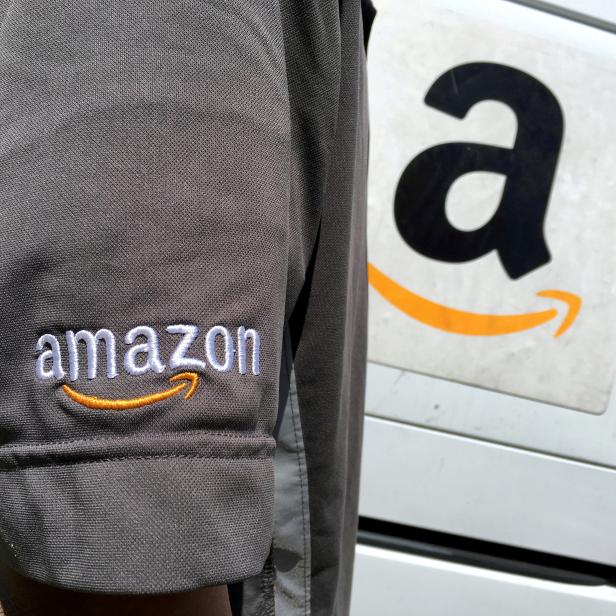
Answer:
394, 62, 563, 279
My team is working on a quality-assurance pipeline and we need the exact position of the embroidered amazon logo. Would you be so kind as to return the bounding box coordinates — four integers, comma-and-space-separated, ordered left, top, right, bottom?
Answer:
371, 62, 582, 337
35, 324, 260, 411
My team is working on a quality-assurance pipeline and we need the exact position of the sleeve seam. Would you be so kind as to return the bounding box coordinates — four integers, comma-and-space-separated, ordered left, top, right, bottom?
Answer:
0, 429, 270, 451
0, 452, 272, 473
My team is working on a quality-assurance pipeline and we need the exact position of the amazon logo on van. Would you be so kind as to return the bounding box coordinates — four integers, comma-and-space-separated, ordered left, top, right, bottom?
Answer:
369, 62, 582, 337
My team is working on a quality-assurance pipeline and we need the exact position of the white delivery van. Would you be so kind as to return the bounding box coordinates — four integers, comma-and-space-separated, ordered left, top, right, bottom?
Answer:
352, 1, 616, 614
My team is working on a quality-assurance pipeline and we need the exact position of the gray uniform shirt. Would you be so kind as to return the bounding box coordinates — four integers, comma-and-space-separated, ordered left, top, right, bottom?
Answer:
0, 1, 370, 614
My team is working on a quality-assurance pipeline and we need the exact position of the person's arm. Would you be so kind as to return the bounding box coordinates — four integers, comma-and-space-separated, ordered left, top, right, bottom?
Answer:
0, 564, 231, 616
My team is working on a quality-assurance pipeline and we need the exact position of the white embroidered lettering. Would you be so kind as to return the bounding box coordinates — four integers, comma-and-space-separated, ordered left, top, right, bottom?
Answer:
166, 324, 206, 371
34, 324, 261, 386
124, 326, 166, 376
66, 329, 118, 381
35, 334, 65, 380
237, 326, 260, 375
205, 325, 234, 372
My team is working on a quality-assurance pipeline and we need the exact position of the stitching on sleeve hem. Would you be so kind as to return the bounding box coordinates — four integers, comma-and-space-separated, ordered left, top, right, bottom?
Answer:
0, 452, 273, 473
0, 429, 272, 451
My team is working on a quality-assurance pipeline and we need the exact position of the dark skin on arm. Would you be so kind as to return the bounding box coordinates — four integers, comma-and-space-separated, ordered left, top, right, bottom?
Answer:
0, 562, 231, 616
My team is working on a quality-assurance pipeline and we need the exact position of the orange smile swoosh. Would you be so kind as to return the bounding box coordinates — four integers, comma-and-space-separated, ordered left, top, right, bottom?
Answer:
368, 263, 581, 337
63, 371, 200, 411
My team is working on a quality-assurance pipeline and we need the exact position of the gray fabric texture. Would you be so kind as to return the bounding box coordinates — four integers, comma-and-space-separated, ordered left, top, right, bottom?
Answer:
271, 370, 311, 615
290, 2, 369, 614
242, 351, 311, 616
0, 0, 368, 612
0, 455, 274, 593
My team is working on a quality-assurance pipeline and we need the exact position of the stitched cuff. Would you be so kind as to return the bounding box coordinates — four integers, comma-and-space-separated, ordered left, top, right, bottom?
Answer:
0, 434, 274, 593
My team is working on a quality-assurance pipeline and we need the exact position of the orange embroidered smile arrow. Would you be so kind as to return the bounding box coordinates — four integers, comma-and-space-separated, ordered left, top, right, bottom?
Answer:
368, 263, 581, 337
63, 371, 200, 411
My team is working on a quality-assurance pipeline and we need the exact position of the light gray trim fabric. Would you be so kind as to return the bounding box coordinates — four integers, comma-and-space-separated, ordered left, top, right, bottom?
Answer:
242, 331, 311, 615
272, 368, 311, 615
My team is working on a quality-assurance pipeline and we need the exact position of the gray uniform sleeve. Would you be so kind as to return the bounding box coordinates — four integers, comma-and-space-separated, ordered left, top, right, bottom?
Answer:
0, 0, 289, 593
